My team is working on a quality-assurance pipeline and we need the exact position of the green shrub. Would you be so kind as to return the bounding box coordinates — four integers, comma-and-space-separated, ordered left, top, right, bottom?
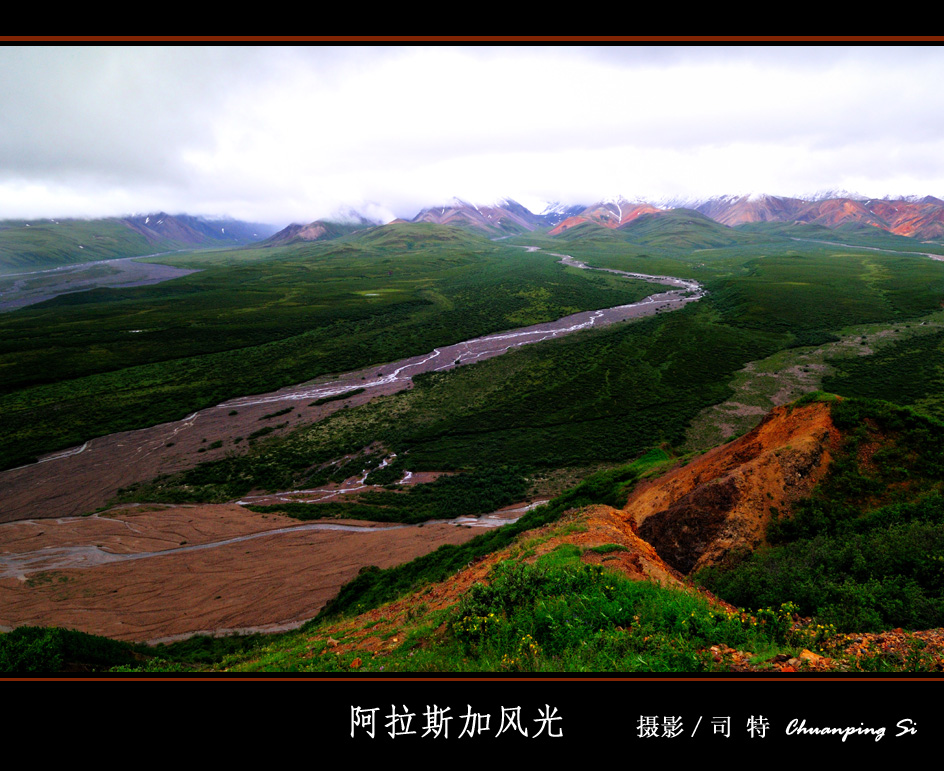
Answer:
0, 626, 141, 672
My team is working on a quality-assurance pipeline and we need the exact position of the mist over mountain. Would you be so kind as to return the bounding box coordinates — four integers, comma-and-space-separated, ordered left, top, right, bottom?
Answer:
122, 213, 277, 245
7, 188, 944, 273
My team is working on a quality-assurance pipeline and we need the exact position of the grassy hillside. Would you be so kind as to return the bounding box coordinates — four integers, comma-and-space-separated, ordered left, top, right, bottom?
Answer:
618, 208, 765, 249
0, 218, 172, 273
822, 328, 944, 420
0, 215, 273, 274
0, 224, 661, 469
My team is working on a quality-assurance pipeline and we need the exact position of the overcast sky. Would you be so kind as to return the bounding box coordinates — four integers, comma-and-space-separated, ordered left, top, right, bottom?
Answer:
1, 45, 943, 226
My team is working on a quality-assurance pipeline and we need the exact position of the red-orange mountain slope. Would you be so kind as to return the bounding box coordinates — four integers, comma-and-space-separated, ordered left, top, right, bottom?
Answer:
625, 400, 840, 575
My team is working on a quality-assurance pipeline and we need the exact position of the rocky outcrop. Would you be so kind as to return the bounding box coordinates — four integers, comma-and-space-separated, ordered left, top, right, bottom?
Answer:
627, 401, 840, 574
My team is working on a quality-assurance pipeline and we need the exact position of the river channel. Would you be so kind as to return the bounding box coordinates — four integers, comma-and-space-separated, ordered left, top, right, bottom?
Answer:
0, 252, 199, 312
0, 249, 705, 522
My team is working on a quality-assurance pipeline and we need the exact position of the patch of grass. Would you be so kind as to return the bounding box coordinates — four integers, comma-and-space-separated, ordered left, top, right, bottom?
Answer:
311, 388, 365, 406
823, 328, 944, 421
247, 422, 288, 442
351, 552, 794, 672
252, 465, 528, 525
586, 543, 629, 554
260, 407, 294, 420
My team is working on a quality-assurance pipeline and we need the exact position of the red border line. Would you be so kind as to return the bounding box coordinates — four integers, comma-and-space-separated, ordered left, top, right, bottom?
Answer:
3, 675, 940, 683
1, 36, 944, 43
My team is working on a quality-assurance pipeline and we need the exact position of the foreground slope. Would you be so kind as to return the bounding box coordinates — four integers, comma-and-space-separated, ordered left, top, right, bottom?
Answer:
5, 395, 944, 672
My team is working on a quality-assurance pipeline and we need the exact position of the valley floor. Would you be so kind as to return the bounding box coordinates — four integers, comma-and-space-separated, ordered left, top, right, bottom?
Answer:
0, 502, 505, 642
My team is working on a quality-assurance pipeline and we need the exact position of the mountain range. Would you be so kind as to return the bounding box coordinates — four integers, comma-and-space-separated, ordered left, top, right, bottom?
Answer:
271, 192, 944, 245
6, 190, 944, 275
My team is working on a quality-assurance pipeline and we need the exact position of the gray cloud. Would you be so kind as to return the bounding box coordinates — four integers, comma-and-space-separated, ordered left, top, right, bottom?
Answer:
1, 45, 942, 223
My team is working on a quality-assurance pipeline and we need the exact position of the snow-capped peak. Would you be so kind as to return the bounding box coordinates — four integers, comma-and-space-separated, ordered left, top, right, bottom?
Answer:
805, 188, 868, 202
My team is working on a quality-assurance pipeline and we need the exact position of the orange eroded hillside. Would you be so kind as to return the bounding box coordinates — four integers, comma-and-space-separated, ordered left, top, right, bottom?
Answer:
625, 401, 840, 574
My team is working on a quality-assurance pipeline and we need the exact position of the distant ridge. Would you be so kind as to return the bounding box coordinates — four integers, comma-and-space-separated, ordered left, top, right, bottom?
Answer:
689, 193, 944, 240
693, 194, 806, 227
123, 213, 276, 246
263, 212, 381, 246
549, 196, 662, 236
618, 208, 762, 249
0, 213, 276, 273
411, 197, 542, 235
